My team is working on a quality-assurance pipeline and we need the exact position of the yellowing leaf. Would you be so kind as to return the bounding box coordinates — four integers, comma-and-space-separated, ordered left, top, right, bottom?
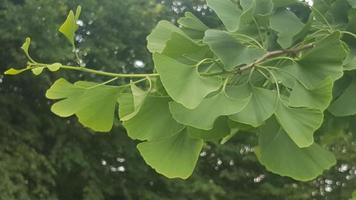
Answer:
31, 67, 44, 76
47, 63, 62, 72
4, 68, 27, 75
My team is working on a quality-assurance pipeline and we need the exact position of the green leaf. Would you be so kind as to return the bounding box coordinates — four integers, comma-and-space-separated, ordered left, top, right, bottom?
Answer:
137, 129, 203, 179
161, 32, 210, 64
270, 9, 305, 49
119, 83, 149, 121
47, 63, 62, 72
228, 84, 277, 127
277, 32, 346, 89
21, 37, 31, 55
275, 101, 324, 148
46, 78, 121, 132
343, 45, 356, 71
4, 68, 27, 75
187, 117, 230, 142
203, 30, 265, 70
329, 77, 356, 116
59, 7, 81, 46
254, 0, 273, 16
118, 95, 184, 141
206, 0, 242, 32
169, 90, 250, 130
257, 118, 336, 181
146, 20, 186, 53
178, 12, 209, 32
289, 77, 334, 111
153, 53, 221, 109
178, 12, 209, 39
75, 5, 82, 20
31, 67, 44, 76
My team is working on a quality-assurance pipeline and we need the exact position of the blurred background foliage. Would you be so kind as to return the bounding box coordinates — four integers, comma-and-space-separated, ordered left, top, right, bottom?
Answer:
0, 0, 355, 199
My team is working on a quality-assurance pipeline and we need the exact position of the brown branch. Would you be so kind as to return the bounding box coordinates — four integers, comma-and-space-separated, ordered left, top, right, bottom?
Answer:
237, 43, 315, 72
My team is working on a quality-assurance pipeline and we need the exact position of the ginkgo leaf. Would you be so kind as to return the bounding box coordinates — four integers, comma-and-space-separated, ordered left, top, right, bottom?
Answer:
137, 129, 203, 179
46, 78, 121, 132
203, 30, 265, 70
275, 101, 324, 148
254, 0, 273, 16
21, 37, 31, 55
47, 63, 62, 72
118, 95, 184, 141
206, 0, 242, 32
169, 90, 250, 130
178, 12, 209, 32
257, 118, 336, 181
277, 32, 346, 89
31, 67, 44, 76
59, 6, 81, 46
161, 32, 211, 64
187, 117, 230, 142
146, 20, 186, 53
289, 77, 334, 111
4, 68, 27, 75
329, 77, 356, 116
178, 12, 209, 39
228, 84, 277, 127
153, 53, 221, 109
119, 83, 149, 121
270, 9, 305, 49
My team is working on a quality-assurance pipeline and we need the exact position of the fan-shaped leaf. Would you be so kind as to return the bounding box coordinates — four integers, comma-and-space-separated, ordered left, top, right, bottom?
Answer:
203, 30, 265, 70
228, 85, 277, 127
46, 78, 121, 132
270, 9, 305, 48
187, 117, 230, 142
206, 0, 242, 32
146, 20, 186, 53
169, 90, 250, 130
275, 101, 324, 147
257, 118, 336, 181
329, 77, 356, 116
137, 129, 203, 179
153, 53, 221, 109
178, 12, 209, 39
289, 77, 334, 110
59, 6, 81, 46
118, 95, 184, 141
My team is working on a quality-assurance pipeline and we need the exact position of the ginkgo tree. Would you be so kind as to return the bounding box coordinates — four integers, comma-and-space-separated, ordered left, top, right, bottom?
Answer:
5, 0, 356, 181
